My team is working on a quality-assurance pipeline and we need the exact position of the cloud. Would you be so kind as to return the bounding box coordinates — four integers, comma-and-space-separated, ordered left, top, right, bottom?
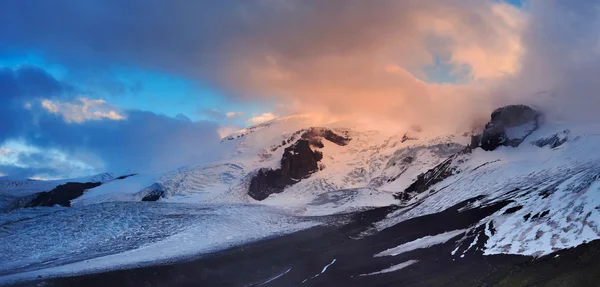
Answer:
0, 139, 98, 179
41, 97, 126, 123
0, 66, 221, 179
247, 113, 277, 125
1, 0, 599, 170
489, 1, 600, 123
226, 111, 244, 118
0, 0, 526, 130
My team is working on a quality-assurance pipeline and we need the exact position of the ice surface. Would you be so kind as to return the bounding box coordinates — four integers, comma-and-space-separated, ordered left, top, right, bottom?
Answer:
359, 260, 418, 276
321, 259, 336, 273
375, 230, 466, 257
0, 202, 318, 284
256, 267, 292, 286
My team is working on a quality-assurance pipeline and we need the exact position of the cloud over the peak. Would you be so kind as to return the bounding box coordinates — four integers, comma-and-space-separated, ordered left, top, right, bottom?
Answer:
0, 0, 526, 129
247, 113, 277, 125
493, 1, 600, 123
2, 1, 600, 179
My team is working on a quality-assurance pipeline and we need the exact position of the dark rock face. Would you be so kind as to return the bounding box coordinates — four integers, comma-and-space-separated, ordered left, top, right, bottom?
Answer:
301, 127, 351, 147
115, 174, 137, 180
532, 129, 570, 148
140, 183, 167, 201
248, 139, 323, 200
394, 148, 470, 201
480, 105, 540, 151
267, 127, 350, 153
470, 134, 482, 149
24, 182, 102, 207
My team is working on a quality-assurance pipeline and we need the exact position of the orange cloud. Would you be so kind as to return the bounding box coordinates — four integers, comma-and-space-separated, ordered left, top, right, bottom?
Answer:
207, 0, 525, 131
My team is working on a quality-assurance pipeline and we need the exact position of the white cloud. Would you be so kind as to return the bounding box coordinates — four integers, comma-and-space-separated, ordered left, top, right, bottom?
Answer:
226, 111, 244, 118
0, 139, 100, 179
247, 113, 277, 125
41, 97, 126, 124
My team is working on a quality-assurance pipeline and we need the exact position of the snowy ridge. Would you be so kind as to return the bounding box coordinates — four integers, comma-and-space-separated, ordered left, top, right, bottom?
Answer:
377, 122, 600, 256
0, 173, 115, 196
9, 111, 600, 283
73, 115, 470, 216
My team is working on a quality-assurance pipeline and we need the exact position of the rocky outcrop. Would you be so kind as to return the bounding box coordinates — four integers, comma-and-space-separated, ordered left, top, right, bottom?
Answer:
248, 139, 323, 200
480, 105, 540, 151
140, 183, 167, 201
24, 182, 102, 207
268, 127, 351, 152
531, 129, 570, 149
394, 148, 471, 201
301, 127, 351, 147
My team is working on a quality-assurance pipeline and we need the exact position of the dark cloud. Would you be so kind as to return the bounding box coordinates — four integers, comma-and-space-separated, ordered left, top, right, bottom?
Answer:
0, 66, 65, 140
0, 66, 221, 178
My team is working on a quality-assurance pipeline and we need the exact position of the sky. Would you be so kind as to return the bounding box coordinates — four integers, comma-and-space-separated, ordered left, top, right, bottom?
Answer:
1, 0, 599, 179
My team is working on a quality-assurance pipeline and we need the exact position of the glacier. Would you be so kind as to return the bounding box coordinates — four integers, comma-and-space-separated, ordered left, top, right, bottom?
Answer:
5, 110, 600, 285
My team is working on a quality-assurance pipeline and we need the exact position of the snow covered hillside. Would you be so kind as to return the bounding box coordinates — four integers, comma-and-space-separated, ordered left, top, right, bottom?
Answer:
6, 105, 600, 285
65, 114, 472, 216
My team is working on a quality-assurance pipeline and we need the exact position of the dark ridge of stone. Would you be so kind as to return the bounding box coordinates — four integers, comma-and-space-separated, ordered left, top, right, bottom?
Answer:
24, 182, 102, 207
470, 134, 482, 149
141, 191, 164, 202
530, 210, 550, 220
488, 220, 497, 235
139, 183, 167, 202
267, 127, 351, 154
480, 105, 540, 151
532, 129, 570, 148
504, 205, 523, 214
248, 139, 323, 200
116, 174, 137, 180
394, 147, 471, 201
301, 127, 352, 147
523, 213, 531, 221
401, 133, 418, 143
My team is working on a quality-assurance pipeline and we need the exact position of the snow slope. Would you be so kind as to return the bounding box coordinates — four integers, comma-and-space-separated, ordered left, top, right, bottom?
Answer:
9, 111, 600, 283
70, 115, 470, 216
376, 122, 600, 257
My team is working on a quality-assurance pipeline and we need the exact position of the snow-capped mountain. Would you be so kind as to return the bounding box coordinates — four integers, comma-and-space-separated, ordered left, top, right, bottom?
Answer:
65, 114, 473, 215
5, 105, 600, 286
0, 173, 115, 196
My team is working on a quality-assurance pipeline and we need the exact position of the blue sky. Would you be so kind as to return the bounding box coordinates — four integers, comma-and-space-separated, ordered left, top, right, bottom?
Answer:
0, 51, 273, 127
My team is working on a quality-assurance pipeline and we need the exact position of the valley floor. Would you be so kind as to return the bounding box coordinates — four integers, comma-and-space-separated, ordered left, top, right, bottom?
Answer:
9, 197, 600, 287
